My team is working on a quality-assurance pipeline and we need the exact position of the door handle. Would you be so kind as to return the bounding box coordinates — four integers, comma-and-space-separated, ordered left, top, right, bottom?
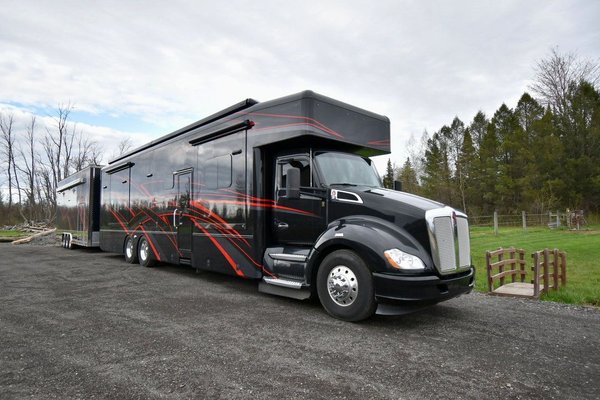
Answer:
277, 222, 289, 230
173, 208, 178, 227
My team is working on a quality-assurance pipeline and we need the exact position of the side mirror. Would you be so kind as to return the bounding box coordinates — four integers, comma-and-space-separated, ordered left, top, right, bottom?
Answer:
393, 180, 402, 191
286, 167, 301, 199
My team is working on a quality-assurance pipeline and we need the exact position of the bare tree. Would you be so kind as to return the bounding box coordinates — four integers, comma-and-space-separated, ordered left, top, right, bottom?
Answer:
37, 165, 55, 220
72, 130, 96, 171
41, 133, 57, 207
45, 103, 76, 188
0, 112, 22, 207
17, 116, 38, 220
62, 122, 76, 179
88, 140, 104, 166
118, 137, 132, 157
42, 103, 80, 208
530, 48, 600, 117
406, 130, 429, 182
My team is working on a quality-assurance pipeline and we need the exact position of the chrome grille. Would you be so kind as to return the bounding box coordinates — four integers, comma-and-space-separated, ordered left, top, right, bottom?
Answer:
433, 217, 456, 272
426, 207, 471, 275
456, 217, 471, 268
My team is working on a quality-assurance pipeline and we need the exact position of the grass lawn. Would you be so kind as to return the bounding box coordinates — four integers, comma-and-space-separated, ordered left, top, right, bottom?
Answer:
470, 226, 600, 306
0, 230, 29, 238
0, 230, 28, 241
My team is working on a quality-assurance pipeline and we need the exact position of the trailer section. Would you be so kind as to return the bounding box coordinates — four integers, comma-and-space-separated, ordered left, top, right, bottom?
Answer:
56, 166, 102, 248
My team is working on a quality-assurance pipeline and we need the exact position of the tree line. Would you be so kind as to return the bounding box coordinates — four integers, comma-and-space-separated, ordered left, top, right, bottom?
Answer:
383, 49, 600, 217
0, 105, 131, 226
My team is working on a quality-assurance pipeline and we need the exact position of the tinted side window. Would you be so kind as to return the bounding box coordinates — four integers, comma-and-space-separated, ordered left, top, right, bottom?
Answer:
206, 154, 232, 190
276, 157, 312, 197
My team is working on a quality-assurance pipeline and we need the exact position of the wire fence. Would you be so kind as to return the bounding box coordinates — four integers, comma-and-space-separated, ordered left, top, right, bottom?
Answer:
470, 211, 598, 231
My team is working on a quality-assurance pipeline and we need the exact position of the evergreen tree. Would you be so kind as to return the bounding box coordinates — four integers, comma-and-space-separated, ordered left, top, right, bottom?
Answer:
560, 81, 600, 210
398, 158, 420, 194
469, 111, 488, 151
421, 133, 453, 205
478, 123, 499, 214
466, 112, 489, 214
383, 158, 394, 189
491, 104, 528, 211
457, 128, 476, 213
529, 107, 563, 212
515, 93, 544, 135
513, 93, 544, 209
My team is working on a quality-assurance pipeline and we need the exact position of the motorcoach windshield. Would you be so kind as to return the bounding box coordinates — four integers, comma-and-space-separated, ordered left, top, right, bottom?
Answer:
314, 152, 382, 188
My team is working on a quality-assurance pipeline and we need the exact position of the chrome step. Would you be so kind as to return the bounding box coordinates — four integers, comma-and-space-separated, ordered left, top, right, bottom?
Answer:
268, 253, 307, 262
262, 276, 303, 289
258, 278, 311, 300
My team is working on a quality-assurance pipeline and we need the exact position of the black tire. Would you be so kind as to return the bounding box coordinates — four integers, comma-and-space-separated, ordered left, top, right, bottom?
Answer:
124, 236, 138, 264
316, 249, 376, 322
138, 236, 155, 268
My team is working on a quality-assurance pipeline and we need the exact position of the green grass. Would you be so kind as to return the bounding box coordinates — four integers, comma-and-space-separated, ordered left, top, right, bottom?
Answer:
0, 230, 27, 242
0, 230, 27, 238
471, 226, 600, 306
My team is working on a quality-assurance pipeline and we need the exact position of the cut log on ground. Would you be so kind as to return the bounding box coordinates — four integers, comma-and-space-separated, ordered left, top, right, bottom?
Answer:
12, 228, 56, 245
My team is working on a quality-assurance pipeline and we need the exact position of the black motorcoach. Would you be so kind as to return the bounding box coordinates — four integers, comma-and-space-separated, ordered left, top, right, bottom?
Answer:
59, 91, 474, 321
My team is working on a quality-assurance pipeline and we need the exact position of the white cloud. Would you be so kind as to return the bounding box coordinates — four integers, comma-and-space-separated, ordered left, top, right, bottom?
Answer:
0, 0, 598, 175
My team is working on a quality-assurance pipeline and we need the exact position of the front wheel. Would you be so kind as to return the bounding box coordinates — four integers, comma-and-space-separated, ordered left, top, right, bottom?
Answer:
316, 250, 376, 322
138, 236, 156, 268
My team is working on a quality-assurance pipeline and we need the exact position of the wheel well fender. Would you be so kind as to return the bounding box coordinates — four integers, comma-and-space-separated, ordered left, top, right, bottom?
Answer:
307, 241, 381, 291
306, 215, 433, 287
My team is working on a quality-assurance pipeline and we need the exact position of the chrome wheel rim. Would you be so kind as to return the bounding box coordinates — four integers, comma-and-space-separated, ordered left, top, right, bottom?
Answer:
126, 238, 134, 259
140, 240, 149, 262
327, 265, 358, 306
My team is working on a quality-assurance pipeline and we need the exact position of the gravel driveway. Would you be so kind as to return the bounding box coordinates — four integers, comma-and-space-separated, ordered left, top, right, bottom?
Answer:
0, 243, 598, 399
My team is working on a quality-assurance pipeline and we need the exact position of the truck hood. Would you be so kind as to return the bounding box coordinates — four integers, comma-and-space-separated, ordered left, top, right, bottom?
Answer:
328, 186, 446, 253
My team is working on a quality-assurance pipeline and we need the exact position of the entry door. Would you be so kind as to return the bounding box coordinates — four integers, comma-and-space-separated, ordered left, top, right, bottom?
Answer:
272, 156, 326, 245
176, 172, 193, 258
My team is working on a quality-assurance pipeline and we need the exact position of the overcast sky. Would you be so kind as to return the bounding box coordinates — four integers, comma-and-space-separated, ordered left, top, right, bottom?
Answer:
1, 0, 599, 173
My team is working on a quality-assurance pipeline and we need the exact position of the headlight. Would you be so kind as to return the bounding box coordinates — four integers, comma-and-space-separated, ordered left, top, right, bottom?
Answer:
384, 249, 426, 271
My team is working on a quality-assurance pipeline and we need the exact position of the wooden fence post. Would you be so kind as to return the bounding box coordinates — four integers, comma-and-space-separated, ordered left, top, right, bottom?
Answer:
522, 211, 527, 231
486, 251, 492, 292
532, 252, 540, 298
560, 251, 567, 287
498, 250, 505, 287
519, 249, 525, 283
543, 249, 550, 294
509, 247, 516, 283
553, 249, 559, 291
494, 211, 498, 235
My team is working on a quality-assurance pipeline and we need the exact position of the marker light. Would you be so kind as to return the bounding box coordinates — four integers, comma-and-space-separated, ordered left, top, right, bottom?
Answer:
384, 249, 426, 270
